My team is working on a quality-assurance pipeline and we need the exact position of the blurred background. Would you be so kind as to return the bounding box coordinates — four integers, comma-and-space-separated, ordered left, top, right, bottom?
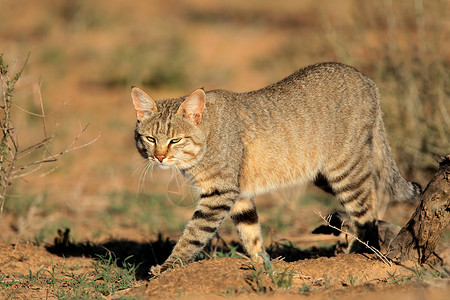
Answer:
0, 0, 448, 247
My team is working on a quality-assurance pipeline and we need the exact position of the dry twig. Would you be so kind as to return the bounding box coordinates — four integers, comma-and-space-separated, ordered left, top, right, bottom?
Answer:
315, 211, 392, 267
0, 54, 99, 213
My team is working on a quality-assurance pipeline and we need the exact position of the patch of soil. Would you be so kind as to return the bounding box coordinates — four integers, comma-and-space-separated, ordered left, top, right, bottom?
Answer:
1, 237, 449, 299
135, 254, 447, 298
0, 242, 94, 299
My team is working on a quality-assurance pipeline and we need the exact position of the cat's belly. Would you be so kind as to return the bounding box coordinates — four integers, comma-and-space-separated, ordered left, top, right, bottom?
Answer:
239, 139, 321, 197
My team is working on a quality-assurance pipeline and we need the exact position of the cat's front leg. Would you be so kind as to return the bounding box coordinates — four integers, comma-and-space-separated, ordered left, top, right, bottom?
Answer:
156, 188, 240, 273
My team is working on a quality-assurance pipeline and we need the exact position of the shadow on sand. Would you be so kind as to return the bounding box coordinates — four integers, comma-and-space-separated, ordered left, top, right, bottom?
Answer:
45, 228, 338, 280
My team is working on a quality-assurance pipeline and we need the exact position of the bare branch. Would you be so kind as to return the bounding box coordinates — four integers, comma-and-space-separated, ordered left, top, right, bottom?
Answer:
11, 105, 45, 117
36, 82, 47, 138
66, 125, 101, 152
10, 164, 42, 180
17, 136, 54, 160
0, 53, 97, 213
10, 125, 100, 178
12, 99, 69, 118
38, 165, 60, 177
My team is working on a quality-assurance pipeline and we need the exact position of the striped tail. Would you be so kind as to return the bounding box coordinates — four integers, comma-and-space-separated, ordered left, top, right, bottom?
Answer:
373, 113, 422, 217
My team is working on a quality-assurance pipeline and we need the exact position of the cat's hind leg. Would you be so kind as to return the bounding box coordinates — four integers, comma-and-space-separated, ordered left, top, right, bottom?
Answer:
324, 154, 380, 252
230, 197, 266, 262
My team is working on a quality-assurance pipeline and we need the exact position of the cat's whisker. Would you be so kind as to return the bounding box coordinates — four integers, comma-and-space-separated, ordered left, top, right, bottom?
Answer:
148, 161, 155, 182
137, 162, 147, 193
165, 165, 194, 207
138, 160, 154, 194
146, 161, 155, 186
133, 160, 149, 194
126, 159, 148, 190
174, 167, 183, 187
167, 167, 182, 205
174, 165, 197, 206
175, 165, 197, 207
141, 163, 151, 193
131, 159, 148, 178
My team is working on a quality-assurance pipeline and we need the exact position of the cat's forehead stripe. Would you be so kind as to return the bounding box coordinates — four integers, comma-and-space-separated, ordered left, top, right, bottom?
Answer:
153, 120, 161, 133
163, 116, 170, 135
150, 116, 171, 136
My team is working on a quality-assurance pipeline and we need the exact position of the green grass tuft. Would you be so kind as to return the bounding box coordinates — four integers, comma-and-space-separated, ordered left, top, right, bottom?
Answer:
0, 250, 139, 298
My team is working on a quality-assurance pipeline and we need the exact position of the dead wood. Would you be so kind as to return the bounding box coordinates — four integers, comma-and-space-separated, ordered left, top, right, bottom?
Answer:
386, 155, 450, 263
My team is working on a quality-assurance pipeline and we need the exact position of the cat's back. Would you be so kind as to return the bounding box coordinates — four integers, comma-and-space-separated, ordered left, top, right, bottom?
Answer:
252, 62, 378, 106
204, 63, 378, 114
215, 62, 379, 130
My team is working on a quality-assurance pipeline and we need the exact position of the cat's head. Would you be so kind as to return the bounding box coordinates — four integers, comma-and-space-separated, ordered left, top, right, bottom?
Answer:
131, 87, 207, 170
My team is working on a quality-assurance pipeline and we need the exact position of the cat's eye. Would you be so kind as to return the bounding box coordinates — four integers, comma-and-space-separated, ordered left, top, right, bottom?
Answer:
146, 136, 156, 143
170, 138, 181, 144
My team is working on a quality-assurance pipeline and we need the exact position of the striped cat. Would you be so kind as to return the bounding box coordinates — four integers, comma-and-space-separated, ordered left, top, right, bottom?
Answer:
131, 62, 421, 273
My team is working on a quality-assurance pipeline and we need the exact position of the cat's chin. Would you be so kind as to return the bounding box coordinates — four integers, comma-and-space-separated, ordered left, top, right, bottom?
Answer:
155, 164, 172, 170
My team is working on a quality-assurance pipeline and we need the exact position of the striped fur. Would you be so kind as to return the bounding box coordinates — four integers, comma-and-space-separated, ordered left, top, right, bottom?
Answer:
131, 62, 421, 272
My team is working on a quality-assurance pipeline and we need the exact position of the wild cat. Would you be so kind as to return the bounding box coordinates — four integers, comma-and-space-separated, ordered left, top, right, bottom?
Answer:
131, 62, 421, 273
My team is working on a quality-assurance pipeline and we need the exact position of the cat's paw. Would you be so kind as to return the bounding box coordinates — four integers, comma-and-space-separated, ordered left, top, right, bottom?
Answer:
149, 264, 163, 277
149, 261, 181, 277
149, 264, 173, 277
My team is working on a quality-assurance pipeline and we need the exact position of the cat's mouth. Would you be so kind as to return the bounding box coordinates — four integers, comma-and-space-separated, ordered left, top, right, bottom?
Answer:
151, 157, 175, 169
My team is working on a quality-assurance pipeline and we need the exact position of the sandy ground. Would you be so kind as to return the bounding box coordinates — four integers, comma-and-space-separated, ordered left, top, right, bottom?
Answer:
1, 240, 449, 299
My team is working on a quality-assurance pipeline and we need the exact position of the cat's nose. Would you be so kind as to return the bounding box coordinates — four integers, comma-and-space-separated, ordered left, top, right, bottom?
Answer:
155, 155, 166, 163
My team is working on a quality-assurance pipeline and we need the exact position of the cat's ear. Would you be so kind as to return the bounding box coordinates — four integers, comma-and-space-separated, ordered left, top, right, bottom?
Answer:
131, 86, 158, 120
177, 88, 205, 125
